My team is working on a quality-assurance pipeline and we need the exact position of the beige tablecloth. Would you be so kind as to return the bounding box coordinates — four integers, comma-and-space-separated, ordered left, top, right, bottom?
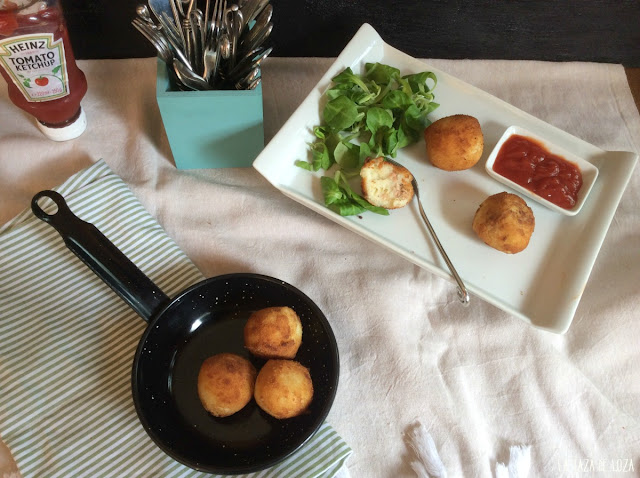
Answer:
1, 57, 639, 477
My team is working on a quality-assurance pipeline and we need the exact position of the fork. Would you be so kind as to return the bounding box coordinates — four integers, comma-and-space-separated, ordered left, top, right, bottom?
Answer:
384, 157, 470, 305
203, 0, 225, 83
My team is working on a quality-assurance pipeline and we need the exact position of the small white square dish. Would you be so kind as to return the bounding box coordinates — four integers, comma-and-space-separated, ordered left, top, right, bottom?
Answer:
253, 23, 638, 334
485, 126, 599, 216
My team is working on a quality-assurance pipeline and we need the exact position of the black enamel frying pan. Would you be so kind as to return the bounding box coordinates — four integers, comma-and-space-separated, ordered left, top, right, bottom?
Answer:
31, 190, 339, 475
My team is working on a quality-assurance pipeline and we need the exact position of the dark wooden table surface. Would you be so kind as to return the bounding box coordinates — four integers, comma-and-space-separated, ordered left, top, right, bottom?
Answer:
57, 0, 640, 114
62, 0, 640, 64
626, 69, 640, 114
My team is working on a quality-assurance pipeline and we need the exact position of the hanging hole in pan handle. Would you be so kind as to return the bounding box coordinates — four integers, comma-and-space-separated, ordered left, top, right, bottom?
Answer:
31, 190, 71, 223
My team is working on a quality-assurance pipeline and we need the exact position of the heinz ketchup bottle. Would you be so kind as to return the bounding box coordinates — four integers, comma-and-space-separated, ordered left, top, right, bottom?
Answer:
0, 0, 87, 140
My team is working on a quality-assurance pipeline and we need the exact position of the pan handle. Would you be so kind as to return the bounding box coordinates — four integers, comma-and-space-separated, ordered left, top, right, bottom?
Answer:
31, 190, 170, 322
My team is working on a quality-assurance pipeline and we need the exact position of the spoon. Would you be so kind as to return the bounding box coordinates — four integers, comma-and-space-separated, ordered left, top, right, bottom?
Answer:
240, 21, 271, 56
226, 45, 271, 80
234, 66, 260, 89
385, 157, 470, 305
173, 58, 211, 90
148, 0, 173, 19
225, 4, 244, 67
203, 40, 219, 83
245, 76, 261, 90
136, 4, 157, 28
219, 33, 231, 59
241, 3, 272, 47
240, 0, 269, 29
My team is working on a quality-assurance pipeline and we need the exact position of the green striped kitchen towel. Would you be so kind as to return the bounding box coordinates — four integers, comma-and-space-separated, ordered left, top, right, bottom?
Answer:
0, 159, 351, 478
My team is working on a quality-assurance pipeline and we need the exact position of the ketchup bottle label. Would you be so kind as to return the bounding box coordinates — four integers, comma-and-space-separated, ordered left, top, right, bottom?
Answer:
0, 32, 69, 102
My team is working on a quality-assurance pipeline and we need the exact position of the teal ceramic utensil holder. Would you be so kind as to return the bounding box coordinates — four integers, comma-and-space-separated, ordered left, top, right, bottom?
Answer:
155, 60, 265, 169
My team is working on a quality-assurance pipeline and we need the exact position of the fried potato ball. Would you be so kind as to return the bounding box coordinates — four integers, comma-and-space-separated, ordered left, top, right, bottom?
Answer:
424, 114, 484, 171
254, 359, 314, 419
197, 353, 257, 417
244, 306, 302, 359
472, 192, 535, 254
360, 156, 414, 209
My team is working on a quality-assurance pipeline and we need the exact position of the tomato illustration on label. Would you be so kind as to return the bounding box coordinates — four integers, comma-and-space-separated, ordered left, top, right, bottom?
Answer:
35, 76, 49, 86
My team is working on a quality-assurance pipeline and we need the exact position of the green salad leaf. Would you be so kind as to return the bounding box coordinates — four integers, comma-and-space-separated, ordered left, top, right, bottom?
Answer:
321, 172, 389, 217
296, 62, 439, 216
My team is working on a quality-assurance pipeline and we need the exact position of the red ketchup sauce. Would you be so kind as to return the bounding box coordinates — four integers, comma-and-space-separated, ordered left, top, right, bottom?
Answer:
492, 134, 583, 209
0, 4, 87, 126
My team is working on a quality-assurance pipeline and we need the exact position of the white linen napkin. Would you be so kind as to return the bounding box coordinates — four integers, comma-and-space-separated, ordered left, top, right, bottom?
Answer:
0, 160, 351, 478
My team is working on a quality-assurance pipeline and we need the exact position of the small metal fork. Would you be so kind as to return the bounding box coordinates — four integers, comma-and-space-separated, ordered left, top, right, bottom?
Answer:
203, 0, 225, 83
385, 157, 470, 305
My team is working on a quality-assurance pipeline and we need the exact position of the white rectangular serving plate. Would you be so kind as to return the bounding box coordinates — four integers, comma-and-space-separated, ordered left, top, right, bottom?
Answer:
253, 23, 638, 334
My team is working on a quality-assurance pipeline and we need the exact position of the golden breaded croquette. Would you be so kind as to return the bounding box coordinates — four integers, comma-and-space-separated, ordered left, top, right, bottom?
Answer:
472, 192, 535, 254
197, 353, 256, 417
360, 156, 414, 209
254, 359, 313, 419
244, 306, 302, 359
424, 114, 484, 171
